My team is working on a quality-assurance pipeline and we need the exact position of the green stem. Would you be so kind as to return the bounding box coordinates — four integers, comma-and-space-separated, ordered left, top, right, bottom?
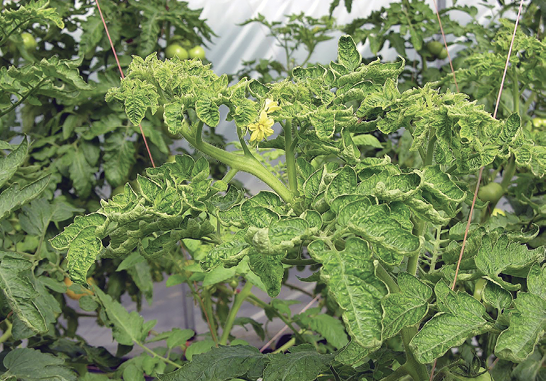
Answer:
0, 320, 12, 344
181, 121, 293, 204
136, 340, 182, 369
273, 337, 296, 353
219, 282, 252, 345
284, 120, 299, 197
247, 294, 306, 343
425, 135, 437, 166
512, 67, 520, 115
375, 264, 400, 293
0, 78, 48, 118
500, 156, 516, 190
400, 326, 430, 380
281, 258, 317, 266
202, 288, 218, 343
406, 124, 427, 163
521, 92, 536, 119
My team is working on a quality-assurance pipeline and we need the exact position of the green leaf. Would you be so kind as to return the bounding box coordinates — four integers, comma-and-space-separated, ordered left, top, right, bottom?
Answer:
63, 226, 103, 285
1, 348, 76, 381
248, 252, 284, 297
307, 237, 387, 348
185, 339, 217, 361
340, 202, 420, 256
482, 281, 512, 311
195, 98, 220, 127
69, 148, 96, 198
0, 175, 51, 221
325, 166, 357, 204
156, 345, 267, 381
263, 345, 335, 381
495, 264, 546, 362
475, 232, 544, 291
295, 311, 349, 349
381, 273, 432, 339
94, 287, 145, 347
103, 132, 137, 188
337, 35, 361, 72
335, 340, 373, 365
410, 281, 493, 364
421, 165, 466, 203
0, 137, 28, 188
0, 253, 47, 334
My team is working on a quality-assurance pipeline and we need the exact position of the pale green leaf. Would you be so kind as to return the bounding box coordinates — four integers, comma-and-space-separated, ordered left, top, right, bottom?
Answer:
482, 281, 512, 311
248, 252, 283, 297
475, 233, 544, 291
307, 237, 387, 348
381, 273, 432, 339
195, 98, 220, 127
410, 281, 493, 364
66, 226, 103, 284
337, 35, 361, 72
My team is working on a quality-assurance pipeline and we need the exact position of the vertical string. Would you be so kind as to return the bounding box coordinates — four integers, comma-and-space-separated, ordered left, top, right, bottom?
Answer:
429, 1, 525, 379
94, 0, 156, 168
431, 0, 459, 92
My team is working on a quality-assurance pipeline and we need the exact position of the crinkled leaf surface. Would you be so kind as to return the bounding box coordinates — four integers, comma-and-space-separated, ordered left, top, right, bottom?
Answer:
263, 345, 335, 381
308, 237, 386, 348
475, 232, 544, 291
1, 348, 76, 381
381, 273, 432, 339
0, 137, 28, 188
0, 252, 47, 334
410, 281, 493, 364
495, 264, 546, 362
157, 345, 266, 381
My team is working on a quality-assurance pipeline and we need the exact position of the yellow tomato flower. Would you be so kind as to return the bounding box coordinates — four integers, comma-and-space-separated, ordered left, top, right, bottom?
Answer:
249, 111, 275, 142
264, 98, 281, 114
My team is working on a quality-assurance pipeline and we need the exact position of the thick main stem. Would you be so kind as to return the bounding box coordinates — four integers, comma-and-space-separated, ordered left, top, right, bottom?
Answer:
219, 282, 252, 345
284, 120, 299, 197
181, 121, 293, 204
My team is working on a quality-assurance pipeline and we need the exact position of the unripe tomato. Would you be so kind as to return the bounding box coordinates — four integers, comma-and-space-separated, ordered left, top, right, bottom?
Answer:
477, 182, 503, 203
437, 48, 448, 59
491, 208, 505, 216
189, 46, 206, 60
426, 41, 444, 56
532, 117, 546, 128
473, 278, 487, 301
64, 277, 95, 301
111, 185, 126, 197
21, 33, 37, 50
165, 44, 188, 60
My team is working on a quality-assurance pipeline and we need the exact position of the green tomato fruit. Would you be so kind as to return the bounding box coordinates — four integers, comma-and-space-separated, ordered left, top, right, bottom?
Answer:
437, 48, 448, 59
21, 33, 37, 50
478, 182, 503, 203
473, 278, 487, 301
111, 185, 126, 197
532, 117, 545, 128
189, 46, 206, 60
165, 44, 188, 60
426, 41, 444, 56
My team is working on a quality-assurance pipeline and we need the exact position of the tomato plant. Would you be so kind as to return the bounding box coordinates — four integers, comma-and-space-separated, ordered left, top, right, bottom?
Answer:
21, 32, 37, 50
1, 0, 546, 380
188, 45, 205, 59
